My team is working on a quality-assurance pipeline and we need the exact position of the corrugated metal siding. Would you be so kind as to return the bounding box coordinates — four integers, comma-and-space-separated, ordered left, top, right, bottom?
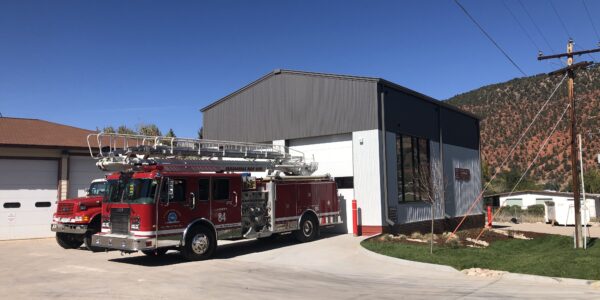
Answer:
443, 143, 483, 217
388, 139, 444, 224
203, 73, 378, 142
352, 130, 383, 226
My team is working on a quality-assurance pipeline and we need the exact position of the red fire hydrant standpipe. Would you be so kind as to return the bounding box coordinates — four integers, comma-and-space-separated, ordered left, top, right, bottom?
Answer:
487, 205, 493, 228
352, 199, 358, 236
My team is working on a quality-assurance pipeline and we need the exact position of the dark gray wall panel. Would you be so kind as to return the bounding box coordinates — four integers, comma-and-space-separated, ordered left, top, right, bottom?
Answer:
440, 107, 480, 150
203, 73, 378, 142
382, 87, 440, 141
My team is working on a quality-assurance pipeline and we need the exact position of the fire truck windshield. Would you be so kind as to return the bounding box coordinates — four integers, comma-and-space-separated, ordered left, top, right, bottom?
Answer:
104, 179, 126, 203
104, 177, 157, 204
88, 181, 106, 196
123, 179, 158, 204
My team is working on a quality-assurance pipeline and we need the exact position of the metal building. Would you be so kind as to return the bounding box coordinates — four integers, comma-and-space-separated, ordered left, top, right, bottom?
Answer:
201, 70, 483, 234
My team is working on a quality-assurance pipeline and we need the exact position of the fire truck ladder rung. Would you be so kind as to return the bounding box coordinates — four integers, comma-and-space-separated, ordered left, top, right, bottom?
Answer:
87, 133, 318, 175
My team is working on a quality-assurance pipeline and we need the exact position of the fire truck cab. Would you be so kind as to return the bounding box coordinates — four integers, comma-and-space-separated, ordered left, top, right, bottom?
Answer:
89, 133, 341, 260
51, 178, 106, 251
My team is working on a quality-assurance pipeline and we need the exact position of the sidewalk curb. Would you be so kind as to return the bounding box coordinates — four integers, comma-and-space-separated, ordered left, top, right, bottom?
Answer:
359, 235, 600, 287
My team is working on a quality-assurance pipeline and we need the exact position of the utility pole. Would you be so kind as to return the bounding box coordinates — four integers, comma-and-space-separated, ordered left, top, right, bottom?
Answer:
538, 39, 600, 248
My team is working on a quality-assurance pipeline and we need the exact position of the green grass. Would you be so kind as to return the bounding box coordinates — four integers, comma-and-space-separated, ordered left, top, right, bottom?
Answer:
362, 235, 600, 280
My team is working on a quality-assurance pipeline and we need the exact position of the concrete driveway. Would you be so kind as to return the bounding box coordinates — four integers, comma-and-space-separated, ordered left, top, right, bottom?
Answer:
1, 232, 599, 299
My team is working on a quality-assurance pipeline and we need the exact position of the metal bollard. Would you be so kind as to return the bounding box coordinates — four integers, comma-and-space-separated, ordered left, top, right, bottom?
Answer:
352, 199, 358, 236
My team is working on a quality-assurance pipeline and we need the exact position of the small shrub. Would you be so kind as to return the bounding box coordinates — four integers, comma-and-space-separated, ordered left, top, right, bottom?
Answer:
508, 205, 522, 213
410, 232, 423, 240
527, 204, 545, 216
446, 238, 462, 249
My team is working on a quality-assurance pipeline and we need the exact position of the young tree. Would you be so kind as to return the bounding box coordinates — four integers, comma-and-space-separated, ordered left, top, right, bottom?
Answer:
416, 159, 447, 254
117, 125, 136, 135
165, 128, 176, 138
102, 126, 115, 133
137, 123, 161, 136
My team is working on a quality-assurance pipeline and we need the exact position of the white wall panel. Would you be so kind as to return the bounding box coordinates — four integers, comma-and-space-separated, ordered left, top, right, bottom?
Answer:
288, 134, 353, 177
352, 130, 383, 227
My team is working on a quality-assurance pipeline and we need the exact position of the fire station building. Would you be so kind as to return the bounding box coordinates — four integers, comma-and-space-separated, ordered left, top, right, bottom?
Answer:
0, 117, 105, 240
201, 69, 483, 234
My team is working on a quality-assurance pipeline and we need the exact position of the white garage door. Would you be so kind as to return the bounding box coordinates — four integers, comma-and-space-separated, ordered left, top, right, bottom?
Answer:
68, 156, 106, 198
0, 159, 58, 240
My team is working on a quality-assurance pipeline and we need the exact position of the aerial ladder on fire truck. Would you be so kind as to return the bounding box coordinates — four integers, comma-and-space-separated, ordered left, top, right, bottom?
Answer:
86, 133, 319, 176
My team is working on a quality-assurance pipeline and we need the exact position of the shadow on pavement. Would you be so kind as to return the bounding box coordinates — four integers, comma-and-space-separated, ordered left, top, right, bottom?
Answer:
107, 231, 343, 267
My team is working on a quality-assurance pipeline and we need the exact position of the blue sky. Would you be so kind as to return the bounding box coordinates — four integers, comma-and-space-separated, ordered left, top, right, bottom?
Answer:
1, 0, 599, 138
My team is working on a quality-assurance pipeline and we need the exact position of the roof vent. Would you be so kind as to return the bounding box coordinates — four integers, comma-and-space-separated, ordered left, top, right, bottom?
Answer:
273, 69, 282, 74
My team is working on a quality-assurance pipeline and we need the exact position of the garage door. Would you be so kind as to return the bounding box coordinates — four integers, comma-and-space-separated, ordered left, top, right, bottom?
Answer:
68, 156, 106, 198
0, 159, 58, 240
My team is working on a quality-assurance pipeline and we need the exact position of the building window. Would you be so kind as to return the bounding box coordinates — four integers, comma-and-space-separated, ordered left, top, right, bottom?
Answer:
396, 134, 430, 203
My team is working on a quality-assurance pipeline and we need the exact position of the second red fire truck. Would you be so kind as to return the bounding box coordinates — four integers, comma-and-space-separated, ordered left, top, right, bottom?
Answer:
88, 133, 341, 260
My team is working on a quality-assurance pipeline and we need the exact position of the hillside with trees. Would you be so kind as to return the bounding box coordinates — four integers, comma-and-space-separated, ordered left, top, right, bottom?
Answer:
446, 63, 600, 194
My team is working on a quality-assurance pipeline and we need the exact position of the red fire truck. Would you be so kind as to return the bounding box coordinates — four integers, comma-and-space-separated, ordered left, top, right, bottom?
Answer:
51, 178, 106, 251
88, 133, 341, 260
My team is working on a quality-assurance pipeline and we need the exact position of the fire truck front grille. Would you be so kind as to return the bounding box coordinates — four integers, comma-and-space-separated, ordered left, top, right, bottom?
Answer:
56, 203, 74, 216
110, 208, 130, 235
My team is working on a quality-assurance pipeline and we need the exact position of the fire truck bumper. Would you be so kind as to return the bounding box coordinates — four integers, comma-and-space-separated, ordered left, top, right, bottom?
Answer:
51, 223, 88, 234
91, 233, 156, 252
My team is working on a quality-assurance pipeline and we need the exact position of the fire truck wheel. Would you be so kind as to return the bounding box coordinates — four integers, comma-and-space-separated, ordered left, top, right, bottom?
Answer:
142, 248, 168, 257
294, 214, 319, 243
181, 226, 216, 261
55, 233, 84, 249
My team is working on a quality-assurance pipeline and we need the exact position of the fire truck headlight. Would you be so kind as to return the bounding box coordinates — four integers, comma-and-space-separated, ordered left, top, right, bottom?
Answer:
102, 217, 110, 228
74, 216, 83, 222
131, 216, 140, 230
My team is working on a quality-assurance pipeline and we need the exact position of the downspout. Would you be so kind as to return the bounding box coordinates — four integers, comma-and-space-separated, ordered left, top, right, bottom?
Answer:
439, 106, 445, 218
380, 90, 395, 226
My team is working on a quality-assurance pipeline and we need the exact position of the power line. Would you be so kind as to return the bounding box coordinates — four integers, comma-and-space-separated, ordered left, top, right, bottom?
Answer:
575, 43, 597, 62
582, 0, 600, 42
549, 0, 572, 39
502, 0, 540, 52
518, 0, 556, 54
454, 0, 528, 76
502, 0, 559, 72
477, 100, 572, 241
449, 73, 568, 238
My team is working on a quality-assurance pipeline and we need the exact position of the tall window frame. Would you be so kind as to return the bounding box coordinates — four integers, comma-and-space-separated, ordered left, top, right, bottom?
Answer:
396, 134, 431, 203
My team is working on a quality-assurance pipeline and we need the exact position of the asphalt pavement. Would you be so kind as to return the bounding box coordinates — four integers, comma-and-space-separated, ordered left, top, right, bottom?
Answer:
1, 231, 599, 299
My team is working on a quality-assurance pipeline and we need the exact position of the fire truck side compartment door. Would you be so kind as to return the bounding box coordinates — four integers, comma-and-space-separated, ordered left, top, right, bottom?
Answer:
210, 176, 242, 239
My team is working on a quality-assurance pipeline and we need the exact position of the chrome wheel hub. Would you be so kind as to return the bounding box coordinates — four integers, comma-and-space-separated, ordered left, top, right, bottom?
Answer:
303, 220, 314, 237
191, 233, 209, 254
